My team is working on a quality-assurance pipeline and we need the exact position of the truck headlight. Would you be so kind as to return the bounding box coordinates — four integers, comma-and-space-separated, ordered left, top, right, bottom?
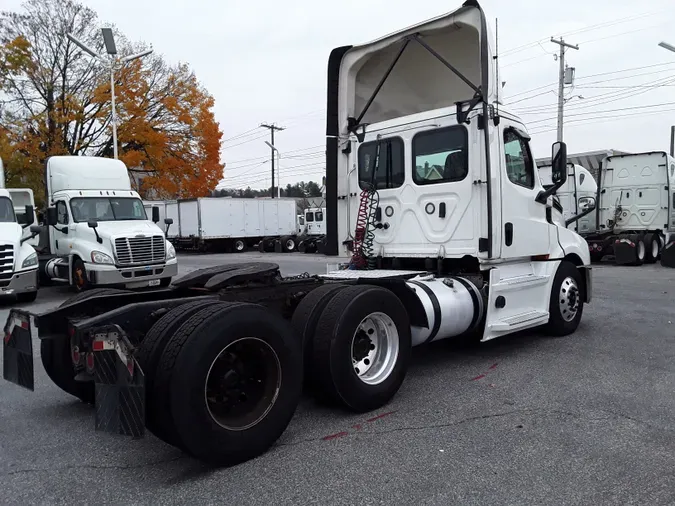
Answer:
91, 251, 114, 264
22, 252, 38, 268
167, 242, 176, 260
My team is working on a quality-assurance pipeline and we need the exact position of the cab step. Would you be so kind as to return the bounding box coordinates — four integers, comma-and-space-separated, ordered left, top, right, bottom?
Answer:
490, 310, 549, 331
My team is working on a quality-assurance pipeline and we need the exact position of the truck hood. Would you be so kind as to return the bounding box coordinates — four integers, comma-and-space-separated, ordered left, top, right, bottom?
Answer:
0, 222, 22, 248
91, 221, 165, 239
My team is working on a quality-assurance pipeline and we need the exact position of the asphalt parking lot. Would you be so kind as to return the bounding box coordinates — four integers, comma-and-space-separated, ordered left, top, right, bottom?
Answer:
1, 253, 674, 505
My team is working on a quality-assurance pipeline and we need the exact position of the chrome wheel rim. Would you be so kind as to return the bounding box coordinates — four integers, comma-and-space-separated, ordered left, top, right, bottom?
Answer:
285, 239, 295, 250
235, 240, 244, 251
652, 240, 659, 258
351, 312, 399, 385
637, 241, 645, 260
204, 337, 281, 431
558, 276, 580, 322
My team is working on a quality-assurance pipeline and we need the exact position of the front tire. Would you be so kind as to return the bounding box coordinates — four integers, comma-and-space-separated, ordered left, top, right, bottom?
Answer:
544, 261, 584, 337
644, 233, 659, 264
71, 257, 89, 292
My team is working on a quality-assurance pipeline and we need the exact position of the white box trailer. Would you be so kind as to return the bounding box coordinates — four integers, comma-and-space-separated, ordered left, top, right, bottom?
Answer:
174, 197, 299, 253
584, 151, 675, 265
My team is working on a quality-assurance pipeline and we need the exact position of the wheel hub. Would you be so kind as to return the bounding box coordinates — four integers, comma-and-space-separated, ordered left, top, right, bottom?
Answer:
204, 337, 281, 431
558, 276, 580, 322
350, 312, 399, 386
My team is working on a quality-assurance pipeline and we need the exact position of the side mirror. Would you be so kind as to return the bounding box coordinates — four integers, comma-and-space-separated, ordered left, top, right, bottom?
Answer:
46, 207, 58, 226
29, 225, 43, 235
87, 220, 98, 229
536, 141, 568, 204
164, 218, 173, 225
578, 196, 596, 211
23, 205, 35, 227
152, 206, 160, 223
551, 141, 568, 186
565, 196, 597, 227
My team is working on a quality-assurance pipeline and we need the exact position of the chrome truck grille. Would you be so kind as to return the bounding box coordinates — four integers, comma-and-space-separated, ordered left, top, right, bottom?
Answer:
0, 244, 14, 278
114, 236, 165, 265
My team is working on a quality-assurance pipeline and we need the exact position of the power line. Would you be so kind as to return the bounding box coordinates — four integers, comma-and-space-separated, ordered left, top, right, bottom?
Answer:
526, 100, 675, 125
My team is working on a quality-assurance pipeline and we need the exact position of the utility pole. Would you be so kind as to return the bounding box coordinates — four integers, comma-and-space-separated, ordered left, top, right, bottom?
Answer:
550, 37, 579, 142
260, 123, 285, 198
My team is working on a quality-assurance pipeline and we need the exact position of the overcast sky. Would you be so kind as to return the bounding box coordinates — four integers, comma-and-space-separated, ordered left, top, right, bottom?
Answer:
5, 0, 675, 190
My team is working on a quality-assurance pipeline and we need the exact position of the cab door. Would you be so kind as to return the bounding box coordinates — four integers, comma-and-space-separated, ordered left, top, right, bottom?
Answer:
499, 123, 551, 259
50, 199, 72, 255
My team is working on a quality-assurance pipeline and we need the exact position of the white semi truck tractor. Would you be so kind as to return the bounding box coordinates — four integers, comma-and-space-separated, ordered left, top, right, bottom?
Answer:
34, 155, 178, 291
0, 158, 40, 302
539, 163, 598, 234
3, 1, 592, 468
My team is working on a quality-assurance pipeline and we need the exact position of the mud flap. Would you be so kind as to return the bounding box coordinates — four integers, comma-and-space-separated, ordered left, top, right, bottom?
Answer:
614, 239, 637, 265
661, 240, 675, 268
2, 310, 34, 391
92, 329, 145, 438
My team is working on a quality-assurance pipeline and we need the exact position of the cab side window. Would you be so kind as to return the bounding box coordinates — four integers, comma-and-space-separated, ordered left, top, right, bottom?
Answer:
504, 129, 535, 189
56, 201, 69, 225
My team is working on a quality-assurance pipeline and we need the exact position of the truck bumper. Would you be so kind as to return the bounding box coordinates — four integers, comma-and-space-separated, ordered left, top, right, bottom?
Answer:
86, 259, 178, 289
0, 268, 38, 296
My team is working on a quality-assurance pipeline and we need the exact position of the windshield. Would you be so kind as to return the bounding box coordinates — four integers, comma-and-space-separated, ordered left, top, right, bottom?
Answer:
0, 197, 17, 223
70, 197, 148, 223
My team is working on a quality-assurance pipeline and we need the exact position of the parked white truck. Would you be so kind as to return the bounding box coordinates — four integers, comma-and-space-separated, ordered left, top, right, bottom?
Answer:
3, 1, 593, 468
297, 206, 327, 253
582, 151, 674, 265
539, 163, 598, 234
0, 159, 40, 302
35, 156, 178, 291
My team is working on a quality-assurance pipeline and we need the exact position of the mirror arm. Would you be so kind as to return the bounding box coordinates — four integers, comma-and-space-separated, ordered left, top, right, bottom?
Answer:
565, 205, 596, 227
535, 181, 563, 205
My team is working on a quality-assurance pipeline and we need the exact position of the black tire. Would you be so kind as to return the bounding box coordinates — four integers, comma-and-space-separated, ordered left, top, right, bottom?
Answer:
311, 284, 412, 412
291, 283, 349, 380
137, 299, 223, 443
16, 291, 37, 303
234, 239, 247, 253
42, 288, 131, 404
165, 303, 303, 466
257, 239, 266, 253
644, 233, 659, 264
71, 256, 89, 292
281, 236, 296, 253
543, 261, 584, 337
630, 234, 646, 266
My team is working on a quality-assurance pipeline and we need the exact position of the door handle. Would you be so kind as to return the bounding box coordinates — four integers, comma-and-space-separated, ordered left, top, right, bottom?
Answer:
505, 222, 513, 246
439, 202, 446, 218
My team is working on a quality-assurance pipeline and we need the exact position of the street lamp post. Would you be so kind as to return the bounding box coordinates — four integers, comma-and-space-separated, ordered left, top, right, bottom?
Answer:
659, 42, 675, 155
264, 141, 281, 198
67, 29, 153, 159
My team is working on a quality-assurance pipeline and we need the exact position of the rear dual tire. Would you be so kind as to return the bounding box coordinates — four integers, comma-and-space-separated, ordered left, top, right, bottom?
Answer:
294, 284, 412, 413
141, 301, 302, 466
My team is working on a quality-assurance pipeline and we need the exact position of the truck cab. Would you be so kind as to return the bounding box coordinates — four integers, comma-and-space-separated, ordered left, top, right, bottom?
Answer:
38, 156, 177, 291
326, 0, 591, 341
305, 207, 326, 236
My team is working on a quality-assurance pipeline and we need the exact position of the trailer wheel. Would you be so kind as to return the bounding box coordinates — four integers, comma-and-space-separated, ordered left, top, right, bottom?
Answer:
644, 233, 659, 264
631, 235, 646, 266
544, 261, 584, 337
281, 236, 296, 253
41, 288, 129, 404
291, 283, 349, 379
234, 239, 247, 253
311, 285, 411, 412
137, 299, 224, 444
160, 303, 301, 466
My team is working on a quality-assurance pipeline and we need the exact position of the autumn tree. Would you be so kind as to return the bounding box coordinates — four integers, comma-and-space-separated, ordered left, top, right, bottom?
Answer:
0, 0, 223, 203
